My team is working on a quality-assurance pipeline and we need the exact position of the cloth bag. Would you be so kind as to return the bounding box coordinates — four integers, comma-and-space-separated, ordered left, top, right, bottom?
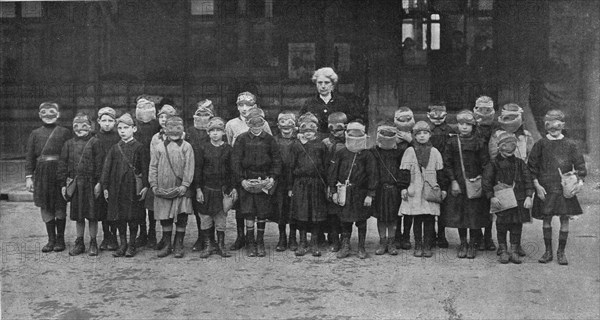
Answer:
334, 153, 357, 207
559, 167, 580, 198
490, 182, 517, 213
457, 137, 482, 199
423, 180, 443, 203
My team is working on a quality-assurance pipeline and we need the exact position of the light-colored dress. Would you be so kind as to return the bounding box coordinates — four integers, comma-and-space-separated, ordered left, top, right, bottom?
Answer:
398, 146, 443, 216
149, 139, 195, 221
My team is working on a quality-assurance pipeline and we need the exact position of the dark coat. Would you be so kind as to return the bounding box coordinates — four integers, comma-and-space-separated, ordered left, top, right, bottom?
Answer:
442, 133, 491, 229
301, 93, 360, 133
370, 146, 411, 222
429, 122, 455, 155
100, 139, 148, 222
25, 124, 72, 213
528, 137, 586, 218
92, 130, 120, 219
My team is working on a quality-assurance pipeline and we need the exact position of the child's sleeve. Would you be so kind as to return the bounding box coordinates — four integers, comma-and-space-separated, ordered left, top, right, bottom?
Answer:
57, 141, 70, 187
269, 136, 282, 178
488, 133, 499, 160
479, 138, 491, 169
482, 161, 495, 199
135, 145, 150, 188
527, 141, 541, 180
148, 144, 159, 189
223, 146, 234, 194
100, 146, 114, 190
398, 147, 414, 189
25, 131, 37, 177
521, 159, 534, 198
192, 144, 204, 190
327, 150, 341, 188
231, 136, 245, 184
287, 143, 298, 191
181, 144, 194, 188
443, 137, 457, 182
365, 151, 378, 198
571, 141, 587, 180
433, 148, 448, 190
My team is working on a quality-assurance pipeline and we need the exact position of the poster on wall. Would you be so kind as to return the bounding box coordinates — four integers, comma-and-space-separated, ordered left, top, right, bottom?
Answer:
333, 43, 350, 72
288, 43, 315, 80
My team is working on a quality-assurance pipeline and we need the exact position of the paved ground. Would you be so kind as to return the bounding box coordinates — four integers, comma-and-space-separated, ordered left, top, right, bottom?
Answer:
1, 163, 599, 319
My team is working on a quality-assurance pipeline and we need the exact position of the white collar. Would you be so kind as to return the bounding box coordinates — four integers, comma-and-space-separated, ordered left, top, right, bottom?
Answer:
546, 133, 564, 140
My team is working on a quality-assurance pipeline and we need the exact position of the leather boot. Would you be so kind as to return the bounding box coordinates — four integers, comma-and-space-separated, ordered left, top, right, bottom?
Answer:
509, 244, 522, 264
107, 234, 119, 251
329, 232, 341, 252
400, 231, 412, 250
557, 231, 568, 265
155, 233, 167, 251
413, 241, 423, 257
466, 237, 476, 259
69, 237, 85, 256
336, 233, 351, 259
192, 231, 203, 252
422, 240, 433, 258
146, 229, 157, 249
276, 232, 287, 252
515, 244, 526, 257
256, 230, 266, 258
113, 235, 127, 257
375, 237, 387, 255
88, 238, 98, 257
217, 231, 231, 257
498, 244, 509, 264
457, 240, 467, 259
99, 234, 110, 251
288, 230, 298, 251
135, 223, 148, 248
246, 232, 257, 257
199, 231, 213, 259
295, 230, 308, 257
387, 238, 398, 255
539, 229, 553, 263
230, 222, 246, 251
557, 249, 568, 265
125, 234, 136, 257
357, 229, 367, 259
436, 227, 449, 248
173, 232, 185, 258
54, 220, 66, 252
311, 235, 321, 257
157, 231, 173, 258
42, 221, 56, 253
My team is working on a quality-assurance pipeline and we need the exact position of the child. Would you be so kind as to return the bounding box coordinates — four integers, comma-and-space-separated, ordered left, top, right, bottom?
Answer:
288, 117, 328, 257
58, 113, 99, 256
186, 101, 215, 252
25, 102, 72, 252
195, 117, 235, 258
149, 104, 177, 250
473, 95, 497, 251
483, 132, 534, 264
328, 121, 378, 259
392, 107, 415, 250
322, 112, 349, 252
273, 111, 298, 251
232, 108, 282, 257
529, 110, 586, 265
101, 113, 149, 257
488, 103, 534, 161
399, 121, 448, 257
371, 121, 409, 256
225, 92, 273, 251
443, 110, 490, 259
93, 107, 121, 251
426, 103, 455, 248
134, 98, 161, 248
149, 116, 195, 258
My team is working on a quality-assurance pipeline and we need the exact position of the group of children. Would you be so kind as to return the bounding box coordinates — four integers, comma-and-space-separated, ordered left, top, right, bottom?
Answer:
26, 91, 587, 265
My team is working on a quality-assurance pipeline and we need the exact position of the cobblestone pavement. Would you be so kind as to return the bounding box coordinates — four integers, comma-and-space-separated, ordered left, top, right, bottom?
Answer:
1, 181, 599, 319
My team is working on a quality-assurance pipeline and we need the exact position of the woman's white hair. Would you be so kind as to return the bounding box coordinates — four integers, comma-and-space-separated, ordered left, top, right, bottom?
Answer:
311, 67, 339, 85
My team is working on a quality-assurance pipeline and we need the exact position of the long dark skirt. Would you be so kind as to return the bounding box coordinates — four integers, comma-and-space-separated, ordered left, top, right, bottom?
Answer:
198, 187, 224, 217
443, 193, 490, 229
33, 160, 66, 214
336, 185, 371, 223
271, 183, 291, 224
69, 176, 97, 221
371, 183, 400, 223
495, 200, 531, 224
291, 177, 327, 222
532, 191, 583, 219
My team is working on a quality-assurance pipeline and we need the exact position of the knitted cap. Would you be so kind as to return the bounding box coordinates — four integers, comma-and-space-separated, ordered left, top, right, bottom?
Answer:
158, 104, 177, 117
117, 113, 135, 126
237, 91, 256, 105
207, 117, 225, 131
412, 121, 431, 134
97, 107, 116, 120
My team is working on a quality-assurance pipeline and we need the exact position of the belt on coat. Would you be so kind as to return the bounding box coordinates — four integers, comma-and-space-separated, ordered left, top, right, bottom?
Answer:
37, 155, 59, 162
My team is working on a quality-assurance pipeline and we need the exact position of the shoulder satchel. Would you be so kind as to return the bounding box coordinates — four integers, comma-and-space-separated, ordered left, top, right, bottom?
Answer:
559, 165, 580, 199
336, 153, 357, 207
416, 150, 443, 203
163, 141, 194, 198
457, 136, 482, 199
373, 148, 398, 183
490, 160, 518, 214
65, 138, 93, 199
117, 143, 144, 195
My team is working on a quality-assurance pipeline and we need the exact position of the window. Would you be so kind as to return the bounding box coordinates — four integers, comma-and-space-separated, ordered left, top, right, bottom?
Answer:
191, 0, 214, 15
21, 2, 42, 18
0, 2, 16, 18
400, 1, 440, 65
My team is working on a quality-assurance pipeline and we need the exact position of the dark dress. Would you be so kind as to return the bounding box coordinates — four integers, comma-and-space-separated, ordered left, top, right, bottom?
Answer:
93, 130, 121, 220
288, 139, 328, 223
134, 119, 161, 210
442, 133, 491, 229
232, 131, 282, 219
327, 147, 378, 223
528, 137, 586, 218
301, 93, 358, 133
196, 142, 234, 216
429, 122, 455, 155
100, 139, 148, 222
187, 125, 211, 213
483, 154, 534, 224
25, 123, 72, 218
272, 135, 296, 224
322, 135, 346, 218
370, 146, 410, 223
58, 134, 99, 221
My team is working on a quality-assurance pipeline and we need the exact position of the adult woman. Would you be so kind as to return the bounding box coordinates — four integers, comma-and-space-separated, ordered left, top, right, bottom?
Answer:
300, 67, 359, 134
